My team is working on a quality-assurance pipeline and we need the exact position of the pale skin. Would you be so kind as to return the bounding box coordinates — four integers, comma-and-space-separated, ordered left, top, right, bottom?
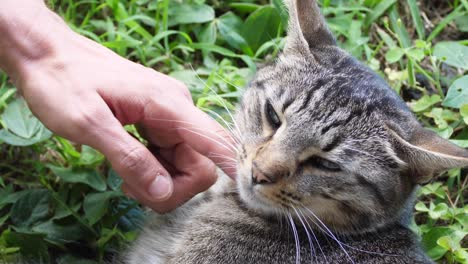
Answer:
0, 0, 236, 213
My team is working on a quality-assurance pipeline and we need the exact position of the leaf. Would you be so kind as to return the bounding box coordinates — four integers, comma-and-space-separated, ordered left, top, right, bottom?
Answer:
114, 198, 144, 232
437, 236, 459, 251
433, 41, 468, 70
422, 227, 453, 260
385, 47, 405, 63
461, 104, 468, 124
83, 191, 122, 225
79, 145, 104, 166
442, 75, 468, 109
107, 169, 124, 191
49, 166, 107, 191
169, 3, 215, 25
1, 98, 40, 138
217, 12, 253, 56
10, 189, 50, 227
4, 230, 49, 262
241, 6, 282, 52
409, 94, 441, 112
455, 15, 468, 32
364, 0, 397, 27
57, 255, 99, 264
429, 203, 449, 219
415, 202, 429, 212
229, 3, 261, 14
0, 98, 52, 146
198, 21, 217, 44
32, 220, 90, 244
0, 126, 53, 146
406, 48, 424, 62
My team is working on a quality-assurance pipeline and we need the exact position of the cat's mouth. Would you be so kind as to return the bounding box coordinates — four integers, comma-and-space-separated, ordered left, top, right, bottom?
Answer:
237, 170, 302, 214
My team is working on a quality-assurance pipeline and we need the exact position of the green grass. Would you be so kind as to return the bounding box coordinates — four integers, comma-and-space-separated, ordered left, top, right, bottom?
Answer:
0, 0, 467, 263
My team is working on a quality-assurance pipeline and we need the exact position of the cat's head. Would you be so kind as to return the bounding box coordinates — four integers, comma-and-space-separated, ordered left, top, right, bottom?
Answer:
235, 0, 468, 234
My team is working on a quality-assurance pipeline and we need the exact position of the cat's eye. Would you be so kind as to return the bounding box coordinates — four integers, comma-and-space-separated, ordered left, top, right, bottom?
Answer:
305, 156, 341, 172
265, 101, 281, 129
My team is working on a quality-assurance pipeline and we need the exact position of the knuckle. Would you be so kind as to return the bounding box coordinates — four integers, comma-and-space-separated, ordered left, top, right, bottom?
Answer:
119, 147, 148, 173
69, 108, 101, 131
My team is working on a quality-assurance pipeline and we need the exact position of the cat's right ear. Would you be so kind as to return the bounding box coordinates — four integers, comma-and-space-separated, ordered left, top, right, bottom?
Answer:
388, 124, 468, 184
284, 0, 336, 55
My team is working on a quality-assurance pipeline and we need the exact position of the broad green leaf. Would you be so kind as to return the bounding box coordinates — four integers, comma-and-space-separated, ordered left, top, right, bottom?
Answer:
434, 42, 468, 70
0, 98, 52, 146
83, 191, 122, 225
115, 198, 145, 232
198, 21, 217, 44
1, 98, 40, 138
409, 94, 441, 112
429, 203, 449, 219
385, 47, 405, 63
461, 104, 468, 124
443, 75, 468, 109
229, 3, 261, 14
10, 189, 50, 227
107, 169, 123, 191
0, 126, 53, 146
4, 230, 49, 262
169, 3, 215, 25
455, 15, 468, 32
422, 227, 453, 260
79, 145, 104, 166
437, 236, 459, 251
49, 166, 106, 191
415, 202, 429, 212
241, 6, 282, 52
32, 220, 90, 244
406, 48, 424, 62
57, 255, 99, 264
271, 0, 288, 29
217, 12, 253, 56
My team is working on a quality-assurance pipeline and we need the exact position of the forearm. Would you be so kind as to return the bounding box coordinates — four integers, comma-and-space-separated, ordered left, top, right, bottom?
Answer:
0, 0, 67, 81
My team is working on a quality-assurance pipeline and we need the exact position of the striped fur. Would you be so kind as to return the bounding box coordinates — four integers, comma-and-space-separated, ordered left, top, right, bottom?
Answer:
124, 0, 468, 263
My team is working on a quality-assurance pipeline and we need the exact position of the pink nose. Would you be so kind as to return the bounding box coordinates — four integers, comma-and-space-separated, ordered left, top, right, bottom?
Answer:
251, 165, 274, 185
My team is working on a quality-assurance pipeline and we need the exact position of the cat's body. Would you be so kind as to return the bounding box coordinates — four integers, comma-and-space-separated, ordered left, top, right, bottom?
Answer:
126, 180, 431, 264
124, 0, 468, 263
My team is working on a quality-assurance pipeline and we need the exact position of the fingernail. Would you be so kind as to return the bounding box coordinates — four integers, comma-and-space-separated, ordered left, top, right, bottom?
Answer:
148, 174, 172, 200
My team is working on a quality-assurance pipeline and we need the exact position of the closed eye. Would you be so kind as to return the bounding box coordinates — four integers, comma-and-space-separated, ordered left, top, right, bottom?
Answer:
265, 101, 281, 129
305, 156, 341, 172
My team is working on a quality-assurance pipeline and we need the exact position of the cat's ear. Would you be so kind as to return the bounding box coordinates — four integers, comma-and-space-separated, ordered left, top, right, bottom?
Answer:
388, 124, 468, 184
284, 0, 336, 54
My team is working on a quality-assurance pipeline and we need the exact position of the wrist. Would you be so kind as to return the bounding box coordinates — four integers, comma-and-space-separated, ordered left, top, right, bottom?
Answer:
0, 1, 68, 82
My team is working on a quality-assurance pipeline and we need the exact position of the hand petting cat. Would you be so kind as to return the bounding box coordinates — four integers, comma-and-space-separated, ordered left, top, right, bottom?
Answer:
0, 0, 236, 213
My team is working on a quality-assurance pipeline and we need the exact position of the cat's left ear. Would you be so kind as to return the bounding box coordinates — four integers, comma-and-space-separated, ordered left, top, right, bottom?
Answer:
284, 0, 336, 55
388, 124, 468, 184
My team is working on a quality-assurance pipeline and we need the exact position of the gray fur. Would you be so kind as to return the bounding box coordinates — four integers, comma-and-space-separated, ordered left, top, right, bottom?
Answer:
124, 0, 468, 263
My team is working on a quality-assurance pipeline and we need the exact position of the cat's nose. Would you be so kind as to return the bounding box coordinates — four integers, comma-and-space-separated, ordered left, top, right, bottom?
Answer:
251, 163, 275, 184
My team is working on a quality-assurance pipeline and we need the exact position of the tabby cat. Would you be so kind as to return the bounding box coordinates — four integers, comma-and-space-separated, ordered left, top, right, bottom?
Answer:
124, 0, 468, 263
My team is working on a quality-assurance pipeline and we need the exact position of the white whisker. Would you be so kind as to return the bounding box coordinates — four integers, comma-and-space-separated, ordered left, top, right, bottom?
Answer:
175, 127, 237, 155
292, 206, 315, 263
287, 212, 301, 264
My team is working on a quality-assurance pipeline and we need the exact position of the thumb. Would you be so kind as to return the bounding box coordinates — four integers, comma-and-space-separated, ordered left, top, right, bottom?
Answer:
89, 119, 174, 202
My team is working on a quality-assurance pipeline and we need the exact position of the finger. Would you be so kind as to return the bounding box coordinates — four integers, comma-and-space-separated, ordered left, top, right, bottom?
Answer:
87, 113, 175, 202
176, 106, 237, 178
143, 104, 237, 179
133, 144, 218, 213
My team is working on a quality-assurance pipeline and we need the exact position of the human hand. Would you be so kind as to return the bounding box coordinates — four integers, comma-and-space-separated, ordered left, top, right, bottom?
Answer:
0, 1, 237, 212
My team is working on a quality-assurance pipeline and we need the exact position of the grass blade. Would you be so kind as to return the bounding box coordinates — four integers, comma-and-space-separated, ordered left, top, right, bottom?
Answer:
407, 0, 426, 39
